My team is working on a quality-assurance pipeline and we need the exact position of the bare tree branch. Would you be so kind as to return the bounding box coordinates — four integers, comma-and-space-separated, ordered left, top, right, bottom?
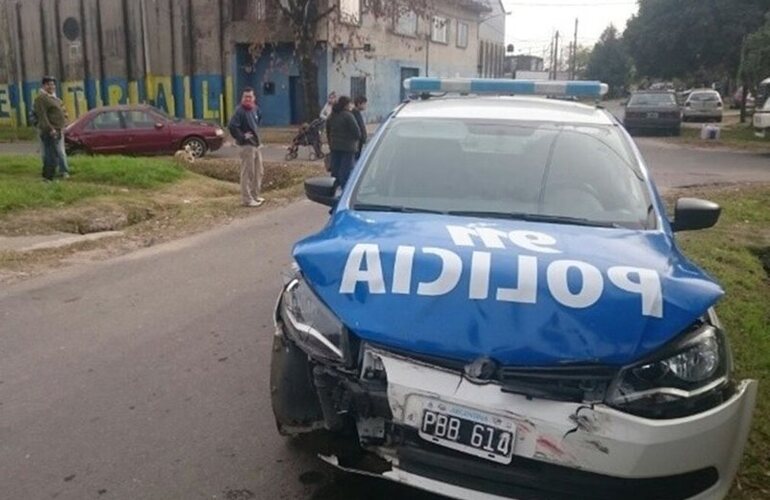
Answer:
312, 4, 337, 23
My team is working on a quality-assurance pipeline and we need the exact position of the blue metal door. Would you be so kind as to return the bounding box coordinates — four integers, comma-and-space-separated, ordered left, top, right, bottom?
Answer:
290, 76, 307, 124
400, 67, 420, 102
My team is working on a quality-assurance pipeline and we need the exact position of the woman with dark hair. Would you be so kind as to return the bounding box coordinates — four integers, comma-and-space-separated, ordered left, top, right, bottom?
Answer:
325, 95, 361, 189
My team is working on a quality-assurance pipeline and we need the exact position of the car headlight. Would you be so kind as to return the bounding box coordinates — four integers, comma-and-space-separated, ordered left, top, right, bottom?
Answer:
607, 311, 732, 419
277, 275, 352, 364
215, 128, 224, 137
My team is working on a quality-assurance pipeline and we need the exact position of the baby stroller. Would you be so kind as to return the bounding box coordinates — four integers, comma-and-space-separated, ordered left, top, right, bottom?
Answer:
285, 117, 326, 161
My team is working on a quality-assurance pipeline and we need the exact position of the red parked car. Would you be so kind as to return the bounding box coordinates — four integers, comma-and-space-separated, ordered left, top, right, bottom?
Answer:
65, 105, 225, 158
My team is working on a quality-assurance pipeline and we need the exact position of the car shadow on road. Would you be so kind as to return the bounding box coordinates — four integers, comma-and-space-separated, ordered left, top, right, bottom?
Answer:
285, 433, 444, 499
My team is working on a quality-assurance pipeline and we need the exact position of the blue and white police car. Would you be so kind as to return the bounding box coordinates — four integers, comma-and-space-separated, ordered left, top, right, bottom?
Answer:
270, 78, 757, 500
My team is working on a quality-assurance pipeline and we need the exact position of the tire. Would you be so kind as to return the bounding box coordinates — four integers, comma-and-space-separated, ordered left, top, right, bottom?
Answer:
270, 332, 324, 436
285, 150, 298, 161
182, 137, 207, 158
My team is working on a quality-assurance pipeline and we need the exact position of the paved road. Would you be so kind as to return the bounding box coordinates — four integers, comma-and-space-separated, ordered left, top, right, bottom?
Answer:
1, 142, 769, 500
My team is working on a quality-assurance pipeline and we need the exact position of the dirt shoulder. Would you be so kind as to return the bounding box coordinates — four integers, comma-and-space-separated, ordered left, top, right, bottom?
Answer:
0, 157, 325, 284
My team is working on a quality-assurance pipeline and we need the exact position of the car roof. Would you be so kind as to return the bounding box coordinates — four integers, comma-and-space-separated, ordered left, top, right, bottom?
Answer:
88, 104, 160, 113
631, 90, 675, 94
395, 96, 615, 126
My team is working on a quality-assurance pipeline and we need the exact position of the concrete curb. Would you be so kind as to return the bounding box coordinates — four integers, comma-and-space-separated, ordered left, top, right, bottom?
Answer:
0, 231, 124, 253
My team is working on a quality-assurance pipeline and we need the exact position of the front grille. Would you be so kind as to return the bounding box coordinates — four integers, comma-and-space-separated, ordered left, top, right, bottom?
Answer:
496, 365, 618, 402
396, 429, 719, 500
367, 343, 618, 403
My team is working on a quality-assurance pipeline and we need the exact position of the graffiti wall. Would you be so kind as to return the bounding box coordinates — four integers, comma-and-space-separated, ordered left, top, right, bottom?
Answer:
0, 0, 232, 127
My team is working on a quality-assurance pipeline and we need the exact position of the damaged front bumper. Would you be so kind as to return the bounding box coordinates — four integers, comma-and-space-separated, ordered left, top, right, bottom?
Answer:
281, 339, 757, 500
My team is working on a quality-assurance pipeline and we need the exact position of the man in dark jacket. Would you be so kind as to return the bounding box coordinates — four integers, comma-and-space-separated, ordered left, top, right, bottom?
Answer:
352, 96, 368, 159
228, 88, 264, 207
34, 76, 66, 181
325, 95, 361, 189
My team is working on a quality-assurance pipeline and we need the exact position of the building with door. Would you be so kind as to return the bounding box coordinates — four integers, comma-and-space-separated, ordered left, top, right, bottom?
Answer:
477, 0, 506, 78
0, 0, 497, 127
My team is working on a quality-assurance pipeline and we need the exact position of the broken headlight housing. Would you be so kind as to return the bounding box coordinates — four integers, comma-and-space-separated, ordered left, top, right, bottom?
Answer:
607, 310, 733, 419
277, 274, 354, 365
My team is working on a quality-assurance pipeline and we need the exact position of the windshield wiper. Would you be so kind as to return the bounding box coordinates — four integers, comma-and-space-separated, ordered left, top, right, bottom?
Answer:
352, 203, 446, 215
446, 211, 620, 228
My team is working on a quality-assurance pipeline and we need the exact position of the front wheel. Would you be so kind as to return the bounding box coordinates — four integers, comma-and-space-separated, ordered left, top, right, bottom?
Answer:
270, 332, 324, 436
183, 137, 207, 158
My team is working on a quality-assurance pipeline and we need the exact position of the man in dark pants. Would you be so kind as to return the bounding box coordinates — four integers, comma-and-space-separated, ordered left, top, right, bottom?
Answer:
352, 96, 368, 160
34, 76, 66, 182
325, 95, 361, 189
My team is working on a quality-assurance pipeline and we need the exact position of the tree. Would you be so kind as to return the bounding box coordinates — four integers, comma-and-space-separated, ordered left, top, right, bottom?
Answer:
624, 0, 768, 84
573, 45, 592, 79
262, 0, 461, 118
739, 18, 770, 87
738, 17, 770, 121
585, 26, 632, 97
263, 1, 337, 119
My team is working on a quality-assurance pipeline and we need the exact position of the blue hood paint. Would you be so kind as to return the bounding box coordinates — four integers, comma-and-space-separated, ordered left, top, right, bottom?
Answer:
293, 211, 722, 366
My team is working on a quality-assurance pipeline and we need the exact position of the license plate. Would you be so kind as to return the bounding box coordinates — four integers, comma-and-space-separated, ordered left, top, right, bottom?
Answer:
646, 112, 659, 119
419, 400, 516, 464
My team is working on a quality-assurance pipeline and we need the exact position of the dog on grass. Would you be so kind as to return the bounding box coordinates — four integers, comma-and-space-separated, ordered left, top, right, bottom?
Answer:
174, 145, 196, 165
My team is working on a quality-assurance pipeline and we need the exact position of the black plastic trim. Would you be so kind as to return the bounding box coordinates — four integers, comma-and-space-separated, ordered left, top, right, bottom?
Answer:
397, 431, 718, 500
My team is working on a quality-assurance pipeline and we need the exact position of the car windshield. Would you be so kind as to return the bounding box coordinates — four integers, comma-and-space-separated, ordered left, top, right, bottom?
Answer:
689, 92, 720, 102
352, 118, 655, 230
628, 93, 677, 107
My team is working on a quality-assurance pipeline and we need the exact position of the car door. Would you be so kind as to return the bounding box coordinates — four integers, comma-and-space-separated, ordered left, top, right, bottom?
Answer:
79, 111, 128, 154
123, 109, 174, 155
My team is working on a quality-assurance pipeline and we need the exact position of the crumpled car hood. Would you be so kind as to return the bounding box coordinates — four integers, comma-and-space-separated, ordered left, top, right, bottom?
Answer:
293, 211, 723, 366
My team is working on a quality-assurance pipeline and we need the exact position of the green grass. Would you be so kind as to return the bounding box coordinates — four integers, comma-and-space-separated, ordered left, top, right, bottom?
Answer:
672, 185, 770, 499
0, 154, 186, 213
0, 127, 38, 143
681, 122, 770, 149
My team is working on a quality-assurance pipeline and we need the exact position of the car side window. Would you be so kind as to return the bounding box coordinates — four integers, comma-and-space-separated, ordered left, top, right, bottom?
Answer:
124, 111, 160, 129
88, 111, 124, 131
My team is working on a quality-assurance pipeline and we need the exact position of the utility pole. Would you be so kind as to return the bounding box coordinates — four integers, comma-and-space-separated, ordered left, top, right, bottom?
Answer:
572, 18, 578, 79
553, 30, 560, 79
548, 37, 554, 79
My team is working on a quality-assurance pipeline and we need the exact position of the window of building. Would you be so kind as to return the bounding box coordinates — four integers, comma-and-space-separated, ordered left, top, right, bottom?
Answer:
457, 21, 468, 48
394, 7, 418, 36
351, 76, 367, 100
431, 16, 448, 44
340, 0, 361, 25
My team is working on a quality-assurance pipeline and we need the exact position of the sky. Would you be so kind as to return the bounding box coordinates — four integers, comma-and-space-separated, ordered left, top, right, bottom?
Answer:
502, 0, 639, 59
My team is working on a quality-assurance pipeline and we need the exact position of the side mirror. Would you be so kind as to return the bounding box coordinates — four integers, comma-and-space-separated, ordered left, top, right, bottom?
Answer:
304, 176, 338, 207
155, 122, 165, 129
671, 198, 721, 232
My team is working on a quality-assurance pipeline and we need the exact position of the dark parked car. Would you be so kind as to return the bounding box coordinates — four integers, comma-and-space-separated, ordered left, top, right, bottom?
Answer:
623, 91, 682, 136
65, 105, 224, 157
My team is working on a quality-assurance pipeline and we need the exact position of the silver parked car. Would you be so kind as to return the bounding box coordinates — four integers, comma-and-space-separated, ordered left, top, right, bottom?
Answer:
683, 90, 723, 122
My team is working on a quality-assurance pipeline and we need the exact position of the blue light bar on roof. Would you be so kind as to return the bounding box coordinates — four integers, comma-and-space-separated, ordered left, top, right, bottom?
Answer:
403, 78, 609, 97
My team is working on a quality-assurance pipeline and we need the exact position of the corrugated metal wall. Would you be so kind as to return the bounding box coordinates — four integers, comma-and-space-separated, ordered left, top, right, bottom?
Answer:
0, 0, 233, 126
